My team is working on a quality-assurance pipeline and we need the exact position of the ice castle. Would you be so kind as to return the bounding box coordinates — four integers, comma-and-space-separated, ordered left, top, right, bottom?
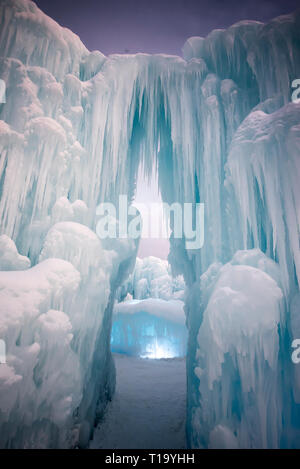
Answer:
0, 0, 300, 448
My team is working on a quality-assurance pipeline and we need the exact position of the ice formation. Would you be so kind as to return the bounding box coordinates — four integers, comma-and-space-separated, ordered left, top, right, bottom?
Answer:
117, 256, 185, 301
112, 256, 186, 359
112, 299, 187, 359
0, 0, 299, 448
0, 235, 30, 270
194, 250, 283, 448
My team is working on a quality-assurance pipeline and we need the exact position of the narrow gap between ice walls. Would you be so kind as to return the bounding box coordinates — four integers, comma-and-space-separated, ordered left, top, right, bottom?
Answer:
105, 164, 188, 449
110, 163, 188, 361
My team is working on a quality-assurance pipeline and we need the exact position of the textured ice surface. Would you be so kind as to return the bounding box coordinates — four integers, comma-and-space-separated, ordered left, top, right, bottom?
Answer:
0, 225, 135, 448
0, 235, 30, 270
226, 103, 300, 293
117, 256, 185, 301
0, 0, 299, 448
0, 258, 80, 447
194, 251, 283, 448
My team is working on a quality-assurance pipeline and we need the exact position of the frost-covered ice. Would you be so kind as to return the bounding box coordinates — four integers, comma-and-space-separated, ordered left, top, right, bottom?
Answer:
0, 235, 30, 270
90, 354, 186, 449
0, 258, 81, 447
193, 250, 283, 448
117, 256, 185, 301
0, 0, 299, 449
115, 298, 185, 325
0, 226, 136, 448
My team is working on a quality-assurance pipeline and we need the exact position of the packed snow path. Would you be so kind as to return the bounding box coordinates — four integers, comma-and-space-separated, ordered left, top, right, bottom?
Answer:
90, 354, 186, 449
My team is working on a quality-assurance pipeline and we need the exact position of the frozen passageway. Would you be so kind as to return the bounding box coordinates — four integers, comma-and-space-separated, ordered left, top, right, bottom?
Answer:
90, 354, 186, 449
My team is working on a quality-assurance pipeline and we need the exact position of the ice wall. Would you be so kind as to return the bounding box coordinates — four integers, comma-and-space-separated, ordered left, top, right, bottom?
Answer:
226, 103, 300, 293
0, 1, 137, 447
192, 250, 283, 448
111, 299, 187, 359
181, 12, 300, 449
0, 223, 136, 448
0, 0, 299, 448
182, 20, 300, 449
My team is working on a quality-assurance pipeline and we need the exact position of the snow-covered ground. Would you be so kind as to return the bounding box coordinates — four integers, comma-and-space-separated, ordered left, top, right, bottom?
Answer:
90, 354, 186, 449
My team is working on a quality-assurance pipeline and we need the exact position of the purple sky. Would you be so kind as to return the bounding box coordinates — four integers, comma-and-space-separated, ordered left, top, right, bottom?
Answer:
35, 0, 299, 56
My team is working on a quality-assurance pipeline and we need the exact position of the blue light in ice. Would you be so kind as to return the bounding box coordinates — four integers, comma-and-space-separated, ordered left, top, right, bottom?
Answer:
111, 311, 187, 359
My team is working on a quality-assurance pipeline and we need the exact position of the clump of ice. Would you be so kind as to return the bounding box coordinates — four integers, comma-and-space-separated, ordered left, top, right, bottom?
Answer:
0, 235, 30, 270
193, 249, 283, 448
0, 218, 136, 447
118, 256, 185, 301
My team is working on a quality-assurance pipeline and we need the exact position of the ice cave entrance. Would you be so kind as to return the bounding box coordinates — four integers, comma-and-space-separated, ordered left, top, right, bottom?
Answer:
111, 168, 187, 359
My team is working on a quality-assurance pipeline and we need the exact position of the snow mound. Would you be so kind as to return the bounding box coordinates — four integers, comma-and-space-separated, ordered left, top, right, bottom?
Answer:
0, 220, 136, 448
0, 0, 299, 449
0, 258, 81, 448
